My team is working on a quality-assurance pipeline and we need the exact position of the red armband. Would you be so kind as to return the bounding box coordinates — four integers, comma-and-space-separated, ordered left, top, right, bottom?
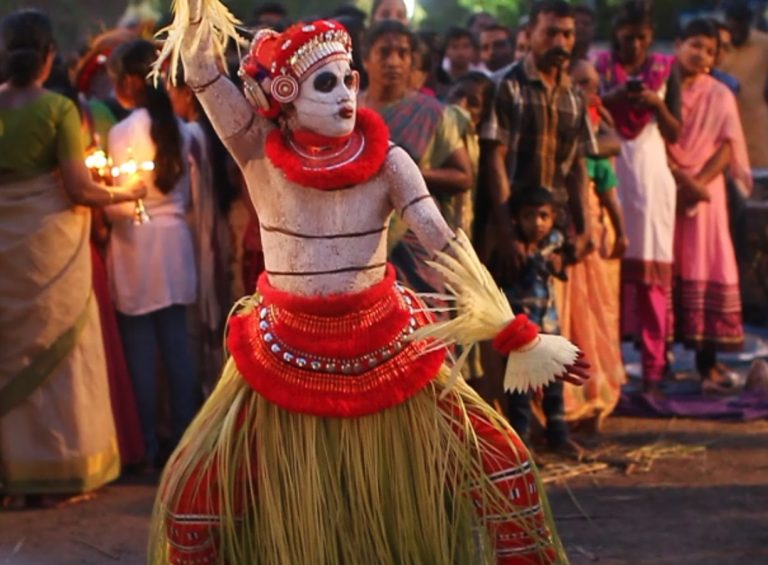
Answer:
492, 315, 539, 355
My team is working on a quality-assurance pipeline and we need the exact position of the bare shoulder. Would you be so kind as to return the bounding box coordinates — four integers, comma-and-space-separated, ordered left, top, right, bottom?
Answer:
383, 144, 418, 177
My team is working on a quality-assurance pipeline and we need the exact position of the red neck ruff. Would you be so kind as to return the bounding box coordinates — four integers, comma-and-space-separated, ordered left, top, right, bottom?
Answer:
265, 108, 390, 190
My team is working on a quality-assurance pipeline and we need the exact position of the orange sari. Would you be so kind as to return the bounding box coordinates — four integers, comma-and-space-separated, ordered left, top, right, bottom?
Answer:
556, 184, 626, 424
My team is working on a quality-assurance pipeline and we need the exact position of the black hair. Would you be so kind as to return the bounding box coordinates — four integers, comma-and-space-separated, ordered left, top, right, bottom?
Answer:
480, 24, 513, 39
445, 26, 477, 48
0, 9, 54, 87
529, 0, 575, 28
447, 71, 495, 122
611, 0, 654, 53
363, 20, 416, 59
44, 55, 78, 106
724, 0, 754, 23
253, 2, 288, 20
612, 0, 654, 31
677, 18, 720, 49
412, 34, 434, 74
109, 39, 184, 195
573, 4, 597, 19
466, 11, 496, 29
332, 4, 367, 22
711, 19, 732, 34
371, 0, 406, 19
509, 186, 555, 215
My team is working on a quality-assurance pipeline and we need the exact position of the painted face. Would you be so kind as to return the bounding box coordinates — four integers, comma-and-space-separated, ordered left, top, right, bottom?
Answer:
291, 59, 360, 137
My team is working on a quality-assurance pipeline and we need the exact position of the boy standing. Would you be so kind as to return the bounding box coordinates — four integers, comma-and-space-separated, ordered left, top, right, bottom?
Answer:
502, 187, 578, 454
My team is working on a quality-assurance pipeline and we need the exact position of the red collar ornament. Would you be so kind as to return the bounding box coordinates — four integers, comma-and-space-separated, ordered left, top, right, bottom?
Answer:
265, 108, 390, 190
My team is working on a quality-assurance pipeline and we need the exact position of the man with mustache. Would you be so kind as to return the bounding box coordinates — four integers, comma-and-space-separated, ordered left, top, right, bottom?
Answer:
481, 0, 597, 454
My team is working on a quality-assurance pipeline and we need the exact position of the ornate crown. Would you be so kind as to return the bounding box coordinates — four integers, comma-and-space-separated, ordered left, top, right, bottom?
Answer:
239, 20, 353, 117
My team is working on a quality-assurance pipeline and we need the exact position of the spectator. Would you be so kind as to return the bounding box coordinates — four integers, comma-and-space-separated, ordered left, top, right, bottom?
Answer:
595, 0, 682, 397
479, 24, 515, 74
667, 19, 752, 392
446, 71, 495, 234
409, 34, 437, 96
167, 70, 234, 394
710, 19, 741, 94
73, 28, 136, 123
482, 0, 597, 452
370, 0, 408, 26
562, 59, 628, 429
437, 27, 480, 96
512, 25, 531, 63
106, 39, 199, 468
0, 9, 143, 507
467, 11, 497, 36
251, 2, 288, 29
573, 4, 597, 62
359, 20, 472, 292
502, 188, 573, 451
719, 0, 768, 167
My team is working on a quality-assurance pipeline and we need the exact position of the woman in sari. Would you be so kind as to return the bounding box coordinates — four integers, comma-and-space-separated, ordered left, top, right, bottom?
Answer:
0, 9, 144, 506
667, 19, 751, 390
595, 0, 682, 397
358, 20, 473, 293
560, 59, 628, 427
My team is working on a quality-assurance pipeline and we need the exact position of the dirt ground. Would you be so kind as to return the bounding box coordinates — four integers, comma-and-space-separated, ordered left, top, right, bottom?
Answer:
1, 416, 766, 565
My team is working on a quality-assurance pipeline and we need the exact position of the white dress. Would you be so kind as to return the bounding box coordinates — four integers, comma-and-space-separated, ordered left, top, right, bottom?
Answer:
106, 109, 197, 315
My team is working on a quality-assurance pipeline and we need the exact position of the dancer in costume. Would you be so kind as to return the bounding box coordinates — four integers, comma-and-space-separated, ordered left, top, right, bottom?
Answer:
150, 2, 589, 563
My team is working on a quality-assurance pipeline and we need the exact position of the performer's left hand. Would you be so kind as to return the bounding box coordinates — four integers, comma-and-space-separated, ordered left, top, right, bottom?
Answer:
557, 352, 590, 386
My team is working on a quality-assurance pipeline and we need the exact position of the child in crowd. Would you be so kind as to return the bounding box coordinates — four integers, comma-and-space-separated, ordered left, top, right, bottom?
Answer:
446, 71, 495, 236
501, 187, 575, 453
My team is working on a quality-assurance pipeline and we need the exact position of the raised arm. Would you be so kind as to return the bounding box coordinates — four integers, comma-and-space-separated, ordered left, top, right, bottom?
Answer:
165, 0, 268, 169
386, 147, 455, 254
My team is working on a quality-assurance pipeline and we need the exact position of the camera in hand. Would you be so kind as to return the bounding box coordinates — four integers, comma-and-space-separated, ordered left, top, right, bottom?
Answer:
626, 77, 644, 93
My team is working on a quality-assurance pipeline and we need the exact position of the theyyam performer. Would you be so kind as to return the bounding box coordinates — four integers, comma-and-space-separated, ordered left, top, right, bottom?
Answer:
150, 1, 590, 563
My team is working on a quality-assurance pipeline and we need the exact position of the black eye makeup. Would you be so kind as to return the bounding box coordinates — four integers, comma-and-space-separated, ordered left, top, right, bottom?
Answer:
313, 72, 338, 93
343, 73, 355, 88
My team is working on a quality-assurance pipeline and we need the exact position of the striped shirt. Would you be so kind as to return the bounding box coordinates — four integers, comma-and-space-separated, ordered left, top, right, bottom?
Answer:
482, 54, 597, 205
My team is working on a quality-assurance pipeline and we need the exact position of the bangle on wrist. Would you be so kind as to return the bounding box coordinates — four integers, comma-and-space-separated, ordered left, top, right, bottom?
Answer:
187, 73, 223, 93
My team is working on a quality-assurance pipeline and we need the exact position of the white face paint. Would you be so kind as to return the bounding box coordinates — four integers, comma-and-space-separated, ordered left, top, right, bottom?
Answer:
291, 59, 359, 137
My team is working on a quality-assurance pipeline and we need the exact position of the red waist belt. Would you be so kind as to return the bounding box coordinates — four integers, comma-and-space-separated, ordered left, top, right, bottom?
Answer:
226, 265, 446, 417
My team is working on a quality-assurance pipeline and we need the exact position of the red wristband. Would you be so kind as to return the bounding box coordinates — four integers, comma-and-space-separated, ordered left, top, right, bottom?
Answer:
492, 314, 539, 355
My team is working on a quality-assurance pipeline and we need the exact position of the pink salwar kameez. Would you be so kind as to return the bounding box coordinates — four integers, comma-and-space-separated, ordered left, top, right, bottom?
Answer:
596, 52, 678, 383
667, 74, 751, 351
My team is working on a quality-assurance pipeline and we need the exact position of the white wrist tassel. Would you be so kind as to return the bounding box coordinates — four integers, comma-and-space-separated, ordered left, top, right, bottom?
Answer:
408, 230, 580, 396
504, 335, 580, 394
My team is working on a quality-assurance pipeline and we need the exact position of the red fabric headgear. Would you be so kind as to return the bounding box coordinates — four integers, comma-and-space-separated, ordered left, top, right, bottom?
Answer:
239, 20, 353, 118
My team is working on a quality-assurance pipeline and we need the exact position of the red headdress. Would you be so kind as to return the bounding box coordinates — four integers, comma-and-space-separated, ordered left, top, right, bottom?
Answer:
238, 20, 353, 118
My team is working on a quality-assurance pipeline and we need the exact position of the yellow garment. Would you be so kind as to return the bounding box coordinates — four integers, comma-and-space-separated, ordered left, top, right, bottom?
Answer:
0, 174, 119, 494
554, 184, 626, 424
0, 91, 84, 181
719, 29, 768, 168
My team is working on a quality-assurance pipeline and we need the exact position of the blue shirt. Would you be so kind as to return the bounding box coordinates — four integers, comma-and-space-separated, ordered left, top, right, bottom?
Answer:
711, 68, 741, 95
502, 229, 564, 335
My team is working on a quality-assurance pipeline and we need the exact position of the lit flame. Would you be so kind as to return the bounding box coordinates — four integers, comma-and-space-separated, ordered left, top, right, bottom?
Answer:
85, 149, 109, 170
